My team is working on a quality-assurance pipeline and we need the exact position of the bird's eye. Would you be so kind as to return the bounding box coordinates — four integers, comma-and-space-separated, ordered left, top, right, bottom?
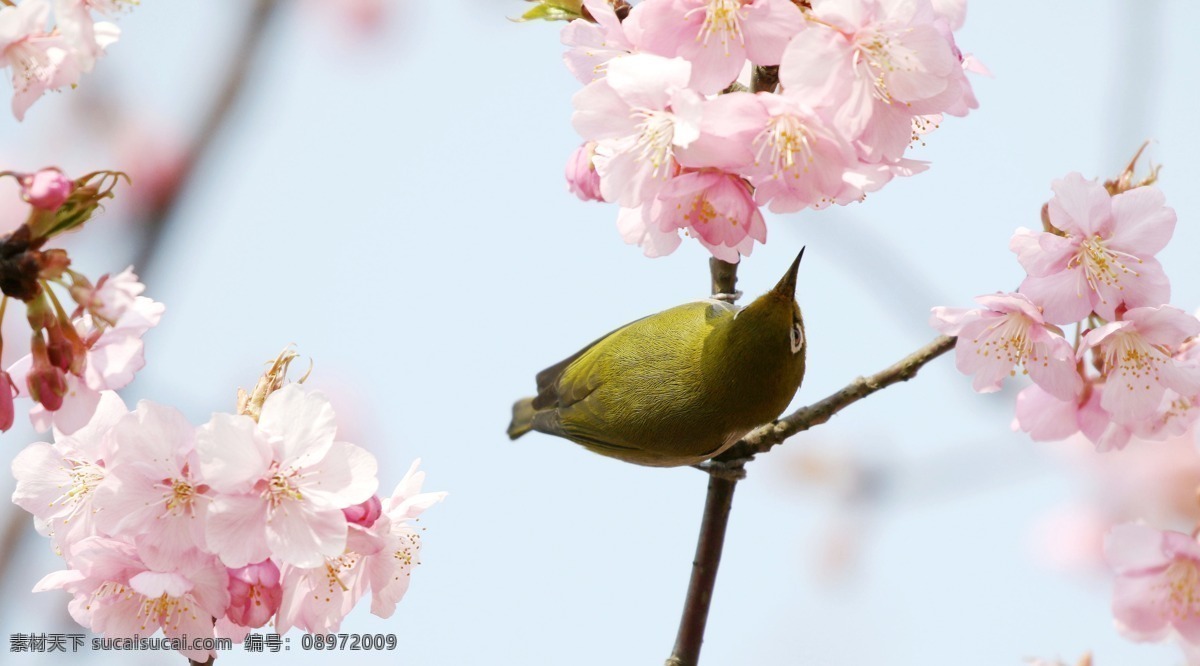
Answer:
789, 321, 804, 354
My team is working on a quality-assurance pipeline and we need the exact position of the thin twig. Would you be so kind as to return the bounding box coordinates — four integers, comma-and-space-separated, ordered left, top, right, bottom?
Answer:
132, 0, 283, 275
716, 334, 956, 464
666, 472, 737, 666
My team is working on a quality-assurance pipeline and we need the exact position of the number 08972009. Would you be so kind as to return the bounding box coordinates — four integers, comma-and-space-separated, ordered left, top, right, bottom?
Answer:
299, 633, 398, 651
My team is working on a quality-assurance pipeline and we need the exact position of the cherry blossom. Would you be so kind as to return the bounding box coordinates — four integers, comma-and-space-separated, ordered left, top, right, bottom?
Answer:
697, 91, 856, 212
1106, 523, 1200, 644
930, 292, 1081, 401
651, 169, 766, 262
1080, 306, 1200, 426
275, 460, 445, 632
12, 267, 164, 434
10, 391, 127, 554
1011, 383, 1133, 452
91, 401, 210, 562
930, 0, 967, 30
616, 204, 683, 258
0, 0, 120, 120
779, 0, 974, 162
198, 384, 379, 568
52, 0, 123, 71
561, 0, 634, 84
629, 0, 804, 94
35, 537, 229, 663
367, 459, 446, 618
572, 54, 703, 207
1012, 173, 1175, 324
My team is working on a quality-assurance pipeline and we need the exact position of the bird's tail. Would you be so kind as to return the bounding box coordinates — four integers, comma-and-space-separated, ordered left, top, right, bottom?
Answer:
507, 397, 536, 440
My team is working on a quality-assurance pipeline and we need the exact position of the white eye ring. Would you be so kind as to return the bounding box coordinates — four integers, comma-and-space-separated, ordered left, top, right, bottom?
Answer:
790, 322, 804, 354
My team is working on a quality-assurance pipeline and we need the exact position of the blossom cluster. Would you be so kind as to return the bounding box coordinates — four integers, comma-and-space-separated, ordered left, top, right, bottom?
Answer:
0, 168, 158, 435
931, 152, 1198, 453
929, 151, 1200, 661
0, 0, 127, 120
14, 381, 445, 662
549, 0, 980, 261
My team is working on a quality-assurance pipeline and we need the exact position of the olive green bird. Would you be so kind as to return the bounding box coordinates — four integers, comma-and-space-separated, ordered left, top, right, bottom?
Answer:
507, 250, 807, 467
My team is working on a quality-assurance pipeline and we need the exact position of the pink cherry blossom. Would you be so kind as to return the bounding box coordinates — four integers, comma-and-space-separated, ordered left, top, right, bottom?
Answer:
616, 169, 766, 262
367, 458, 446, 618
35, 536, 229, 663
275, 545, 373, 634
617, 204, 683, 258
1105, 523, 1200, 644
0, 0, 71, 120
561, 0, 633, 84
778, 0, 974, 162
18, 268, 163, 434
572, 54, 703, 207
931, 292, 1082, 401
225, 560, 282, 629
10, 391, 127, 554
76, 266, 147, 324
1012, 383, 1127, 451
696, 91, 856, 212
19, 167, 72, 210
565, 141, 604, 202
930, 0, 966, 30
274, 517, 389, 634
1012, 174, 1175, 324
276, 459, 445, 632
1080, 306, 1200, 426
52, 0, 123, 71
653, 169, 766, 262
629, 0, 804, 94
198, 384, 379, 569
91, 401, 210, 561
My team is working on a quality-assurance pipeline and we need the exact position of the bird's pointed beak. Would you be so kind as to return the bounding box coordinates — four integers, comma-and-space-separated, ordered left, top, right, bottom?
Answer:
771, 247, 805, 299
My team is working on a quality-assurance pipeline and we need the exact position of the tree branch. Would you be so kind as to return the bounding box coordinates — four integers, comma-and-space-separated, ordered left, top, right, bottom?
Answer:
666, 259, 740, 666
132, 0, 282, 275
666, 472, 737, 666
668, 261, 958, 666
716, 334, 957, 464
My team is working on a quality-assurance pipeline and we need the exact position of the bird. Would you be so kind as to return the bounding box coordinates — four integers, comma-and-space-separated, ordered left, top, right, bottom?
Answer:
507, 249, 807, 467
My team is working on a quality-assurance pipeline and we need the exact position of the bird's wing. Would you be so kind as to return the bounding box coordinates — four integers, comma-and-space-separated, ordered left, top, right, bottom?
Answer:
531, 315, 652, 410
535, 299, 736, 412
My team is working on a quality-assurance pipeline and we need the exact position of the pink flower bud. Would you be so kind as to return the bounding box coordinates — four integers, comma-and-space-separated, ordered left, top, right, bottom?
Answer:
0, 371, 14, 432
342, 495, 382, 527
27, 335, 67, 411
565, 142, 603, 202
20, 169, 73, 211
42, 316, 86, 375
226, 560, 282, 629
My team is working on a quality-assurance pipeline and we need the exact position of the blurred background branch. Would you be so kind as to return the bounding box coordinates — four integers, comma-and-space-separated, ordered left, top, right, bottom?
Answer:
133, 0, 282, 276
